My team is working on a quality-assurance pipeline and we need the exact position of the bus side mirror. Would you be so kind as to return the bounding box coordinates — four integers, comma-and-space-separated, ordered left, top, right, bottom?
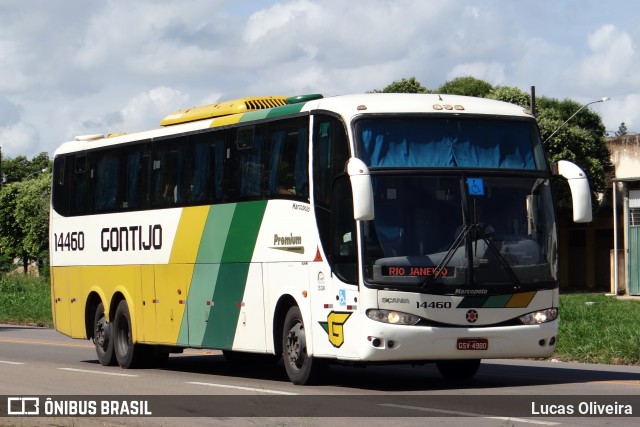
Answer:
551, 160, 593, 223
347, 158, 374, 221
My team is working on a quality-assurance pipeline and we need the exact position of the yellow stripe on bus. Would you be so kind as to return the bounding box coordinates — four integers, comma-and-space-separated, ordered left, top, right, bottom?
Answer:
506, 291, 536, 308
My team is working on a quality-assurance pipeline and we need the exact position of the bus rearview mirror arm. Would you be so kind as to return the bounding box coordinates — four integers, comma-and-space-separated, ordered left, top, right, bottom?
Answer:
347, 158, 375, 221
550, 160, 593, 223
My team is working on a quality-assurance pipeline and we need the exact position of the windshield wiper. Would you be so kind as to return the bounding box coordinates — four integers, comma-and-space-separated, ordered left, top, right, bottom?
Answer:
420, 224, 470, 289
421, 223, 522, 289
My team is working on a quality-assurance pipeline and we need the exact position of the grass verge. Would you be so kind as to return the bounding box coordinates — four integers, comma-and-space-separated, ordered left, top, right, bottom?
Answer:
0, 274, 52, 327
556, 293, 640, 365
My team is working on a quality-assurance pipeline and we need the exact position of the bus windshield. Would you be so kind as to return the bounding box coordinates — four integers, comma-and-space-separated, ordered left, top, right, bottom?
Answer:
355, 116, 545, 170
362, 174, 558, 292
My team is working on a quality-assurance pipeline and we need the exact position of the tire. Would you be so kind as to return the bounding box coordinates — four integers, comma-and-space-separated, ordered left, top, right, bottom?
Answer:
281, 306, 327, 385
93, 302, 116, 366
436, 359, 481, 380
113, 300, 148, 368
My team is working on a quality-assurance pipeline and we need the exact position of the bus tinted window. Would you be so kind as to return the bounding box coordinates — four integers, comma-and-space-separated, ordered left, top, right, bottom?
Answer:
51, 115, 310, 216
355, 117, 543, 170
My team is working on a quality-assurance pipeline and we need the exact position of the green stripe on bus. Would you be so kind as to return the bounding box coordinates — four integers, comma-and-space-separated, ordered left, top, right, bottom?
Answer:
220, 201, 267, 263
184, 201, 268, 348
196, 204, 236, 264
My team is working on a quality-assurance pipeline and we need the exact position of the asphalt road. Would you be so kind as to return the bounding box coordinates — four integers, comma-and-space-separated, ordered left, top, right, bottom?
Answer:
1, 324, 639, 426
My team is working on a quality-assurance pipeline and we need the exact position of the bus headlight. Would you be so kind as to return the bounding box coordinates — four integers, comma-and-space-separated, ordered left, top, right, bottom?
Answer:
519, 308, 558, 325
367, 309, 420, 325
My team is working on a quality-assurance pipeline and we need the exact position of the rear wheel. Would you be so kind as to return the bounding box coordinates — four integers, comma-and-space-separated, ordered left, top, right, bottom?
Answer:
281, 306, 327, 385
93, 302, 116, 366
113, 300, 148, 368
436, 359, 481, 380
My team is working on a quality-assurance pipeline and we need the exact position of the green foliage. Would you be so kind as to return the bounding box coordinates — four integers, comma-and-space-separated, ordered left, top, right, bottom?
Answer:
488, 86, 531, 109
2, 152, 51, 184
537, 97, 612, 207
0, 153, 52, 275
556, 293, 640, 365
437, 76, 493, 98
0, 274, 52, 326
372, 76, 429, 94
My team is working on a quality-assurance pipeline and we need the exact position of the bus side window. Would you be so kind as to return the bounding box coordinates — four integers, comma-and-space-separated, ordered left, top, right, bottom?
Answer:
188, 131, 225, 204
332, 177, 357, 284
92, 152, 120, 212
267, 118, 309, 199
313, 114, 350, 274
234, 125, 266, 200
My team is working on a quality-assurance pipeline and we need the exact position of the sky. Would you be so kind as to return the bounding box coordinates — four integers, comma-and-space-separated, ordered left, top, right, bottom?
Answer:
1, 0, 639, 159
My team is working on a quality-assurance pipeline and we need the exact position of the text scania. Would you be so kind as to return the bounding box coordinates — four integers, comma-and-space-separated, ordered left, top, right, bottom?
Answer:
101, 225, 162, 252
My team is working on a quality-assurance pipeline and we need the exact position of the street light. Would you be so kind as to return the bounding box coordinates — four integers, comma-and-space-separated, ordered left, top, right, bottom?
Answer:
24, 168, 48, 180
543, 97, 610, 145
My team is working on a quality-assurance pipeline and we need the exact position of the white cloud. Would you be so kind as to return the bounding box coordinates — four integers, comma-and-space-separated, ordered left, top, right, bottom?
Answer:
578, 25, 638, 89
447, 62, 506, 85
0, 122, 39, 157
119, 87, 191, 133
2, 0, 640, 156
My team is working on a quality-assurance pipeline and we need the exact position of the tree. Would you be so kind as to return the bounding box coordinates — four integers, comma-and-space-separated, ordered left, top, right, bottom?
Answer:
372, 77, 429, 93
15, 173, 51, 274
0, 153, 52, 275
437, 76, 493, 98
536, 97, 612, 209
616, 122, 628, 136
2, 152, 52, 184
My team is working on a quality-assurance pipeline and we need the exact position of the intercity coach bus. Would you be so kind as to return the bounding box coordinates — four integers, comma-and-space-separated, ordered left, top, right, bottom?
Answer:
50, 93, 592, 384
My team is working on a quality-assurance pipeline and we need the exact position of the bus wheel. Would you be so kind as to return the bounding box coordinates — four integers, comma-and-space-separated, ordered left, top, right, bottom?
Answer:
113, 300, 147, 368
282, 306, 327, 385
436, 359, 481, 380
93, 302, 116, 366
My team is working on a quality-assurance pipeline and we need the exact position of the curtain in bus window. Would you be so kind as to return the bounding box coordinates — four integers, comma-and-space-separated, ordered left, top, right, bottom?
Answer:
125, 151, 140, 209
191, 141, 211, 203
94, 154, 119, 212
294, 125, 309, 197
358, 119, 536, 169
268, 130, 287, 195
239, 129, 265, 198
360, 121, 454, 167
452, 121, 535, 169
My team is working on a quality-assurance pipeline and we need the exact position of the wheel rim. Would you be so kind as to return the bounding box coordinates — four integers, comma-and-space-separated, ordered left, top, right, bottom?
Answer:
93, 313, 109, 351
286, 321, 306, 370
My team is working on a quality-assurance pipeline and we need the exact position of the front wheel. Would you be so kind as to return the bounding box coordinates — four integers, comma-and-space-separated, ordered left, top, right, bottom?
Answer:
113, 300, 148, 368
93, 302, 116, 366
436, 359, 481, 380
281, 306, 327, 385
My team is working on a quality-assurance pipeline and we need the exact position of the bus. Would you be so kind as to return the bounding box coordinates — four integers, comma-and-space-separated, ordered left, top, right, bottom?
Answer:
50, 93, 592, 384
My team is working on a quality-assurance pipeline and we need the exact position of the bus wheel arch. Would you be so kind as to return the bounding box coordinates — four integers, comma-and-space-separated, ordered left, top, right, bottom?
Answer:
281, 304, 328, 385
273, 294, 297, 356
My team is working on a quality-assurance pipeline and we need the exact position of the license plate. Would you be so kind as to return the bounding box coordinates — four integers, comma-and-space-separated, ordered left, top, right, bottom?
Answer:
457, 338, 488, 350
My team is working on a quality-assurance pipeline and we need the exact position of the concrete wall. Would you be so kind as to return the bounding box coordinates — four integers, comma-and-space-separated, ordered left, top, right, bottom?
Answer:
609, 135, 640, 179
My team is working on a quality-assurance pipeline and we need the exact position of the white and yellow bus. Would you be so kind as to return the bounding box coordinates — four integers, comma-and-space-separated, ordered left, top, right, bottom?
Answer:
50, 93, 592, 384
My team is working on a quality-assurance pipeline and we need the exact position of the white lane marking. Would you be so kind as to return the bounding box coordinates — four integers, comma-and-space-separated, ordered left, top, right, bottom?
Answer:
379, 403, 560, 425
187, 381, 298, 395
59, 368, 138, 377
0, 360, 25, 365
